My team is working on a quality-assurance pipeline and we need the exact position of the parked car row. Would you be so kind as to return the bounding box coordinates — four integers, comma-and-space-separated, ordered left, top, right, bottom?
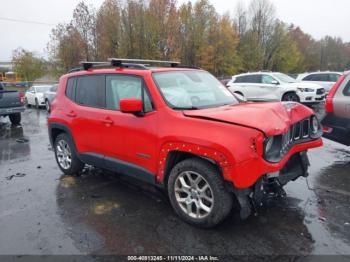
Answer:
227, 72, 325, 104
25, 84, 57, 111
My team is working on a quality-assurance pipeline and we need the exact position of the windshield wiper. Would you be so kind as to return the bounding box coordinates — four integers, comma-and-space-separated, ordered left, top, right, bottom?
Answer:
173, 106, 200, 110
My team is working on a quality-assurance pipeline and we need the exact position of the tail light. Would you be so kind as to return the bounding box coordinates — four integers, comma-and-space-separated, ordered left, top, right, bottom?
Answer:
18, 91, 25, 104
325, 74, 347, 113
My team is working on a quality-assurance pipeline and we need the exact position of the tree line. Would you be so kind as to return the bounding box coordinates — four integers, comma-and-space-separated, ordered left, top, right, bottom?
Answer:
13, 0, 350, 80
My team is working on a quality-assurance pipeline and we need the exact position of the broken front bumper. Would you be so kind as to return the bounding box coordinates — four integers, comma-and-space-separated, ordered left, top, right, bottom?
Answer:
223, 138, 322, 189
233, 150, 311, 220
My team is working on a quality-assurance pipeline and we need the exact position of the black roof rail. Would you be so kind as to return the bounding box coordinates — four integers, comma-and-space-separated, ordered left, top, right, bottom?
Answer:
67, 58, 187, 73
109, 58, 180, 68
68, 67, 83, 73
81, 61, 110, 70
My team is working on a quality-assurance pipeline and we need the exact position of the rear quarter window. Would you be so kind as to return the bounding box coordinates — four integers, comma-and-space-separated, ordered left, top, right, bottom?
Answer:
76, 75, 105, 108
303, 74, 328, 81
234, 75, 261, 83
234, 76, 247, 83
65, 78, 76, 101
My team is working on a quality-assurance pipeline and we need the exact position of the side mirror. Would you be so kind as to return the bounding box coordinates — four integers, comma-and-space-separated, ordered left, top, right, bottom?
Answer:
271, 80, 279, 85
120, 99, 143, 114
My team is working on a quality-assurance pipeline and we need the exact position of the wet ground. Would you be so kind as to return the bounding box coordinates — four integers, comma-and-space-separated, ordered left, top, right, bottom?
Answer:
0, 106, 350, 258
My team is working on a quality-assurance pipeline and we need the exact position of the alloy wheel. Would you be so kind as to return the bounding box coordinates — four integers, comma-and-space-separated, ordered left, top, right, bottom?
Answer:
56, 140, 72, 170
174, 171, 214, 219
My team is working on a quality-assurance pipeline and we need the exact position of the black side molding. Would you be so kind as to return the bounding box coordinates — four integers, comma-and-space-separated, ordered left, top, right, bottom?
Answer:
80, 152, 156, 185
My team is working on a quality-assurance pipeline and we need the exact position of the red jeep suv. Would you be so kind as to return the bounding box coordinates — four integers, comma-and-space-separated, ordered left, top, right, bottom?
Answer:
48, 59, 323, 227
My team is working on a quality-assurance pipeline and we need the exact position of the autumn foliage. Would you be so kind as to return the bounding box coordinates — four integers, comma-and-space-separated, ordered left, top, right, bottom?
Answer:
47, 0, 350, 77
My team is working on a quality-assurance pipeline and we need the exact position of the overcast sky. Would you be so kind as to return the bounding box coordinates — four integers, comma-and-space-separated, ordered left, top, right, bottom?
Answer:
0, 0, 349, 60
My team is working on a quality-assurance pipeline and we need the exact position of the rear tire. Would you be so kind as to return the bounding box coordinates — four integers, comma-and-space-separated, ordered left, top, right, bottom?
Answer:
9, 113, 21, 125
167, 158, 233, 228
25, 97, 31, 107
54, 133, 84, 176
45, 100, 50, 112
282, 92, 300, 102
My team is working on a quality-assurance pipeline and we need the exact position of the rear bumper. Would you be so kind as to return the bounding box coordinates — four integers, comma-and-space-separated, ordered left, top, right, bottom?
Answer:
321, 113, 350, 146
0, 106, 25, 116
223, 138, 323, 188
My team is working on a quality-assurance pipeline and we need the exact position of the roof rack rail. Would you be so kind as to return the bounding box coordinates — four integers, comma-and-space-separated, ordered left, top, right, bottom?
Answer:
81, 61, 110, 70
108, 58, 180, 68
67, 58, 184, 73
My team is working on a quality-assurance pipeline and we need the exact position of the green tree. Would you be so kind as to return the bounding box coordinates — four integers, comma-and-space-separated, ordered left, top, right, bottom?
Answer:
96, 0, 123, 59
12, 48, 46, 81
48, 23, 85, 73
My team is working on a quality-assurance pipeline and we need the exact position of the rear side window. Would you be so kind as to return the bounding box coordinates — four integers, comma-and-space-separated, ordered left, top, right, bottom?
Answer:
106, 75, 153, 112
234, 75, 261, 83
303, 74, 328, 81
76, 75, 105, 108
66, 78, 75, 101
234, 76, 248, 83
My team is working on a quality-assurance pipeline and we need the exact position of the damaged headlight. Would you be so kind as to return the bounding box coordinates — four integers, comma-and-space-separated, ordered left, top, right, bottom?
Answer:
264, 116, 322, 163
264, 137, 274, 154
264, 136, 282, 162
310, 115, 322, 138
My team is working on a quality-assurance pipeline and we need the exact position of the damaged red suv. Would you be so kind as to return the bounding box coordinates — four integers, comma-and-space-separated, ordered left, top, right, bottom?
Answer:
48, 59, 323, 227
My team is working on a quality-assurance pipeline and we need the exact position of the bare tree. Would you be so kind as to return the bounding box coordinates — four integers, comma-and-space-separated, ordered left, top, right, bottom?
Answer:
234, 1, 247, 37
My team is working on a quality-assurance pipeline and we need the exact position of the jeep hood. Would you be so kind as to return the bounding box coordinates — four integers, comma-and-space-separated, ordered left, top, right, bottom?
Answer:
183, 102, 314, 136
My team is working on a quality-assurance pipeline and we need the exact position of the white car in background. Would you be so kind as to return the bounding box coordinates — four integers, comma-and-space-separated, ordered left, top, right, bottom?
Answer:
296, 71, 342, 93
25, 85, 52, 108
227, 72, 325, 104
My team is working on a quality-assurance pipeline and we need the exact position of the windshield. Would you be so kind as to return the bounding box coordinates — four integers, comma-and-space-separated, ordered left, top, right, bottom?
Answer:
272, 73, 297, 83
153, 71, 238, 109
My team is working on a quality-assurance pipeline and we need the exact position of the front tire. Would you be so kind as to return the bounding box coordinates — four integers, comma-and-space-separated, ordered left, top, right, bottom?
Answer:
35, 98, 39, 109
167, 158, 233, 228
9, 113, 21, 125
45, 99, 50, 112
54, 133, 84, 176
282, 92, 300, 102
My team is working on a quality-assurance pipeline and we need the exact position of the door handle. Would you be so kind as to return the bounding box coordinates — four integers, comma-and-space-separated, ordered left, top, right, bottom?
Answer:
102, 117, 114, 126
66, 111, 77, 118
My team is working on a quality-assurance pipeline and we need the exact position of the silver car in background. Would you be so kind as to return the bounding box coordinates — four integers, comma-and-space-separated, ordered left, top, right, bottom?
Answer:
322, 71, 350, 146
43, 84, 58, 112
296, 71, 342, 93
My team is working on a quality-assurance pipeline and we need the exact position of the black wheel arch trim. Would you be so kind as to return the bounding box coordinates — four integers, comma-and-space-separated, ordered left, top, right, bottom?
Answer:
48, 122, 78, 153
